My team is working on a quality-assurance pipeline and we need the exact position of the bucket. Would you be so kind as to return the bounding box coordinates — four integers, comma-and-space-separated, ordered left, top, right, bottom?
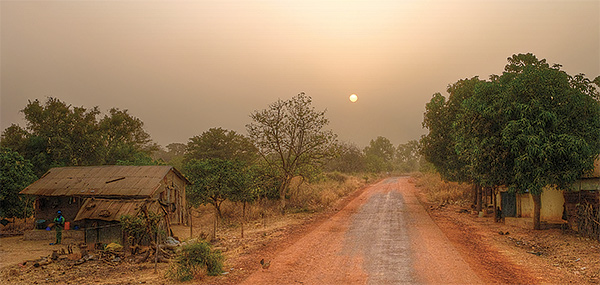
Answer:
64, 222, 70, 230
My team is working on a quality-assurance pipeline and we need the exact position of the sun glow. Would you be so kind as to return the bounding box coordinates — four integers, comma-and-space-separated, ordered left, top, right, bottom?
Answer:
349, 94, 358, 103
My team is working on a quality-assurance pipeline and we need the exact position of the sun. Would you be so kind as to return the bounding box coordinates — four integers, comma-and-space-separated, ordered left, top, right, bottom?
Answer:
349, 94, 358, 103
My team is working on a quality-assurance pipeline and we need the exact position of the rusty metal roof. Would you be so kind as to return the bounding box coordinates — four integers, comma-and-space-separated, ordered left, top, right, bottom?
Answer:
20, 165, 189, 197
74, 198, 162, 222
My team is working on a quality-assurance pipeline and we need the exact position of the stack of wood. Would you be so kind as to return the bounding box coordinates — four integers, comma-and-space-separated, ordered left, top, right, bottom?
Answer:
577, 202, 600, 241
21, 245, 74, 269
129, 241, 177, 264
564, 191, 600, 238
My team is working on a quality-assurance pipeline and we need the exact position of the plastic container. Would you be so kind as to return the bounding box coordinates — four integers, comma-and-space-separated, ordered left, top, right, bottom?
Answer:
64, 221, 70, 230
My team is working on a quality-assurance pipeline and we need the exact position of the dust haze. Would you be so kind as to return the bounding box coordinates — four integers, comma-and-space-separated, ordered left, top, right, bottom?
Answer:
1, 0, 598, 147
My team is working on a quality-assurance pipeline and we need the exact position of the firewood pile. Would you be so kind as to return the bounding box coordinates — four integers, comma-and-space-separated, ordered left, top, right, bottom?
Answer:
127, 241, 178, 264
577, 202, 600, 241
16, 237, 183, 273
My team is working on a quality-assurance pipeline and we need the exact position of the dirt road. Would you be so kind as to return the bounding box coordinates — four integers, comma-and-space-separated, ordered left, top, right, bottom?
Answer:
242, 177, 481, 284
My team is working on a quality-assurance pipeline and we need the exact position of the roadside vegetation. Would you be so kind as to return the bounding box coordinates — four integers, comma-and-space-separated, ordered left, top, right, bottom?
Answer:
411, 172, 472, 206
420, 53, 600, 229
0, 91, 425, 282
5, 52, 595, 282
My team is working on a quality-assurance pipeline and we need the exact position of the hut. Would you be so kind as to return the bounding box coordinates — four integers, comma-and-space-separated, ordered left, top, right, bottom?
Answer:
498, 158, 600, 230
20, 165, 190, 244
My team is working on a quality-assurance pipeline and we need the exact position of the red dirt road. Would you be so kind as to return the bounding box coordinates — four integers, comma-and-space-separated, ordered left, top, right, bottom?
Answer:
242, 177, 481, 284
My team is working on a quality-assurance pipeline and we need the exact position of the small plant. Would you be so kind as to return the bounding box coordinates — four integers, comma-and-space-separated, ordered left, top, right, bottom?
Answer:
120, 209, 162, 246
166, 240, 224, 281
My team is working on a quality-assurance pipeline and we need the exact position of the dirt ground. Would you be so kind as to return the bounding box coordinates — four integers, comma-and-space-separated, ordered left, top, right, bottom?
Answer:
1, 177, 599, 284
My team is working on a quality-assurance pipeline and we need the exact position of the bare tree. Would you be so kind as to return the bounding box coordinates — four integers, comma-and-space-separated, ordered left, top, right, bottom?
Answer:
246, 92, 337, 211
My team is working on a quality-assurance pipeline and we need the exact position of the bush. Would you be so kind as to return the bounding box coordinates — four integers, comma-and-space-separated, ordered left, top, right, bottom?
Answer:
166, 240, 224, 281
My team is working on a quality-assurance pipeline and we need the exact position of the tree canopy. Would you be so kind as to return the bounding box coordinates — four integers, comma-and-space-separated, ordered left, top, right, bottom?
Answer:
184, 127, 257, 164
246, 92, 337, 209
364, 136, 396, 173
0, 97, 157, 175
0, 148, 37, 218
420, 53, 600, 229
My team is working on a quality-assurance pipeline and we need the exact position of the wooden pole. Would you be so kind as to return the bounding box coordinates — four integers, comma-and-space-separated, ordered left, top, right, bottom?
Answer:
241, 201, 246, 238
189, 207, 193, 239
154, 226, 159, 273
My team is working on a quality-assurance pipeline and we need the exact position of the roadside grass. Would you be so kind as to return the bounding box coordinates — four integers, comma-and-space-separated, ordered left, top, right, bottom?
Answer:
189, 172, 368, 236
411, 172, 472, 206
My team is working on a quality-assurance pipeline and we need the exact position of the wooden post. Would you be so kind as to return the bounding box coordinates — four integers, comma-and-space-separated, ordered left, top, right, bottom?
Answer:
154, 229, 159, 273
476, 185, 483, 212
189, 207, 193, 239
241, 201, 246, 238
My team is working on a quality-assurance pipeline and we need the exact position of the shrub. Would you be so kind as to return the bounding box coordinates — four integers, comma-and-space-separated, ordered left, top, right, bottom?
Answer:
120, 211, 163, 246
166, 240, 224, 281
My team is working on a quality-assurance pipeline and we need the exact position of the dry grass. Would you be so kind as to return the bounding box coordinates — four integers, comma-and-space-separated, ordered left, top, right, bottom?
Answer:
0, 218, 35, 237
191, 172, 366, 231
286, 173, 364, 212
411, 172, 473, 206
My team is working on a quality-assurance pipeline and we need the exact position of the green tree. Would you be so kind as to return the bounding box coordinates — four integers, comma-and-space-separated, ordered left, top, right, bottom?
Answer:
490, 53, 600, 229
153, 142, 187, 170
421, 54, 600, 229
98, 108, 158, 164
185, 128, 257, 164
246, 92, 337, 210
22, 98, 103, 168
0, 148, 37, 219
421, 78, 490, 210
396, 140, 421, 173
0, 98, 157, 175
364, 136, 395, 173
184, 158, 249, 239
324, 142, 366, 173
116, 152, 164, 166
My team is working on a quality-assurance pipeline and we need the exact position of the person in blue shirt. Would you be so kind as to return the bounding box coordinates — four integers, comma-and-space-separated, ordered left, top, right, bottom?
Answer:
52, 210, 65, 245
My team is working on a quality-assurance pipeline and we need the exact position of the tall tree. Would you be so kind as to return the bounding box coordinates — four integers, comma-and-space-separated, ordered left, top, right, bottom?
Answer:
0, 98, 157, 175
364, 136, 396, 173
0, 148, 37, 219
421, 53, 600, 229
185, 128, 257, 164
420, 92, 471, 183
98, 108, 158, 164
396, 140, 421, 173
324, 142, 366, 173
21, 98, 103, 168
246, 92, 337, 210
184, 158, 247, 239
491, 54, 600, 229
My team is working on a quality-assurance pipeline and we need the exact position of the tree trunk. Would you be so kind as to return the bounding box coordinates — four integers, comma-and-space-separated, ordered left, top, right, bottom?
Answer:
472, 185, 478, 209
241, 201, 246, 238
492, 187, 497, 217
213, 208, 218, 241
476, 185, 483, 212
532, 193, 542, 230
279, 178, 290, 214
189, 207, 193, 239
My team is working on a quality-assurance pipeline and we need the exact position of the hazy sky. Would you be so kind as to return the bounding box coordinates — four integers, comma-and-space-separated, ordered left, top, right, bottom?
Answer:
1, 0, 599, 148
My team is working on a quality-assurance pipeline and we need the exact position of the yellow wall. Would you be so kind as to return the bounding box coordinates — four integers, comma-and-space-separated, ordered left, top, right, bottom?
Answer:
516, 187, 564, 220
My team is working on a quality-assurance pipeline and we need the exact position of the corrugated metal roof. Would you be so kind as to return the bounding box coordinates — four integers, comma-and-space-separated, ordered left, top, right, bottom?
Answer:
74, 198, 162, 222
20, 165, 189, 197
